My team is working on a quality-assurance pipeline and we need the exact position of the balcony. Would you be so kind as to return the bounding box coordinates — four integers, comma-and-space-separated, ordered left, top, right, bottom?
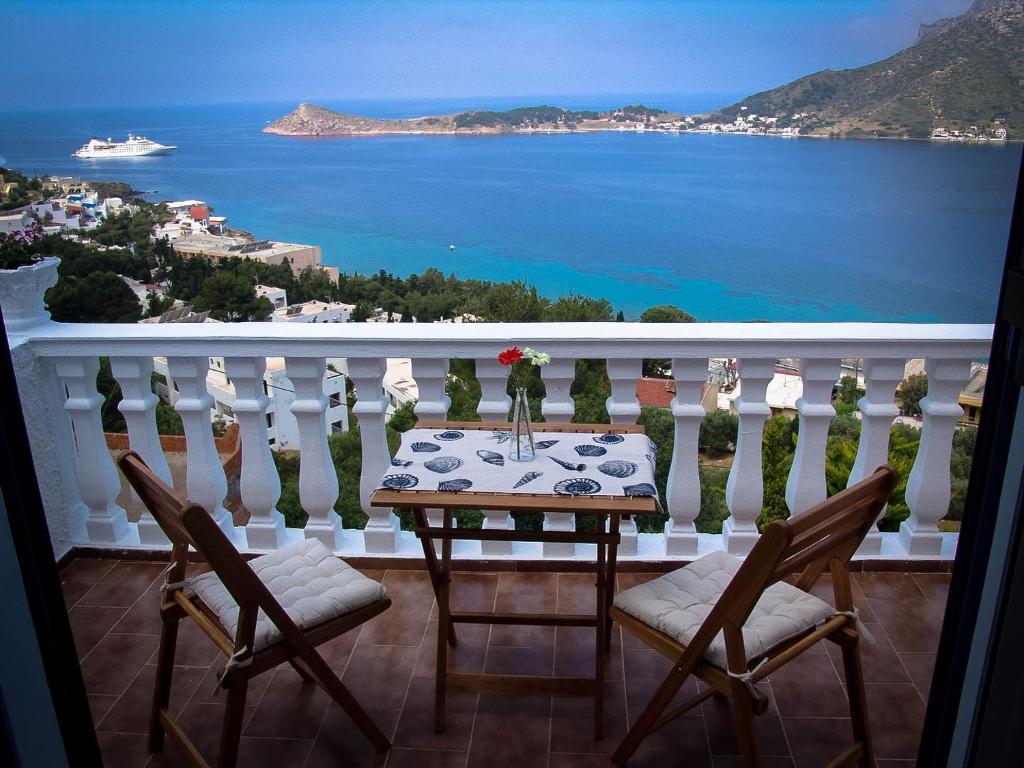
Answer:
4, 284, 988, 765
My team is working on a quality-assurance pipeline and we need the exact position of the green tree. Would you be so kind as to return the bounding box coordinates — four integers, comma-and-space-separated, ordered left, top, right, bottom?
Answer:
897, 373, 928, 416
154, 402, 185, 435
388, 400, 418, 433
145, 292, 176, 318
45, 271, 142, 323
484, 281, 548, 322
352, 302, 372, 322
639, 305, 696, 323
167, 255, 214, 301
760, 415, 798, 528
699, 411, 739, 456
547, 294, 613, 322
192, 272, 273, 321
639, 304, 695, 377
833, 376, 865, 413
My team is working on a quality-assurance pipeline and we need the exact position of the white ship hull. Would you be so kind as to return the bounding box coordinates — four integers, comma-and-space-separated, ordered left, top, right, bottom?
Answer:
73, 134, 177, 159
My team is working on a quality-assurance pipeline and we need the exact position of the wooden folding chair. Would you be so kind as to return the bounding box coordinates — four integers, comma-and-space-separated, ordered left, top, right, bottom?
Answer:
611, 465, 898, 767
117, 450, 393, 767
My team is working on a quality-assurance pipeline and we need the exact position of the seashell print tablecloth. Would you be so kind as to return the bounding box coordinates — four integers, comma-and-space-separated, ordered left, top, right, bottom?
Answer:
378, 427, 660, 502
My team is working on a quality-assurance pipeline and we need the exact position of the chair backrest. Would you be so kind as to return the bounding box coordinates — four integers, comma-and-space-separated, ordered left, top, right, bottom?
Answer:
118, 451, 195, 548
118, 450, 314, 651
682, 465, 898, 668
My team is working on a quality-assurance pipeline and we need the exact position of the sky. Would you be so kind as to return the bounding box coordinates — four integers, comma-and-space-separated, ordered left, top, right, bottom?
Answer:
1, 0, 974, 112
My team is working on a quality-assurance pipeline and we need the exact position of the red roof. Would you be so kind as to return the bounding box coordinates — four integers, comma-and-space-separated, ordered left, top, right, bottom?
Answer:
635, 377, 676, 409
189, 205, 210, 220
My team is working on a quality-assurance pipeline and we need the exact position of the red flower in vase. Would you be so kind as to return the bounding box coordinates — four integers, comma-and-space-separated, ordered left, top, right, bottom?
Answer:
498, 347, 524, 366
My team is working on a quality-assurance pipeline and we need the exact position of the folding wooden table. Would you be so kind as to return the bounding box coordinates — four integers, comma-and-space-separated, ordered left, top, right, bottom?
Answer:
371, 421, 658, 738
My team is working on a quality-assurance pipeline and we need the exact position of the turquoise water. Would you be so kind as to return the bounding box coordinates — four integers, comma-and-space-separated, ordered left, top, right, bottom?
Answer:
0, 98, 1018, 322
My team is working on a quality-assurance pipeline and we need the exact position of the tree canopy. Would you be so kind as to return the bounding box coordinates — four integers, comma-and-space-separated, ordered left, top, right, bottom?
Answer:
45, 271, 141, 323
898, 373, 928, 416
192, 272, 274, 321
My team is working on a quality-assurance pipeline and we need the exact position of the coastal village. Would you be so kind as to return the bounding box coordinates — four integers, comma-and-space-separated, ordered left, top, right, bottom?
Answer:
0, 169, 987, 456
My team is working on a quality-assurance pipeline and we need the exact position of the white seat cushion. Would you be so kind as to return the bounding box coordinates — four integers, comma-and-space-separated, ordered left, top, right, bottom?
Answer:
189, 538, 386, 652
614, 550, 834, 669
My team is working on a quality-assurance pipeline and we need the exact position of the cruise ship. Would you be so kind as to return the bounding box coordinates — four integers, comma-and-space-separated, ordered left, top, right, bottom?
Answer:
72, 134, 176, 159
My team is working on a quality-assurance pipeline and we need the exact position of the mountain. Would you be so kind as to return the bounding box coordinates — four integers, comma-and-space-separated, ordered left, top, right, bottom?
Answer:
263, 102, 678, 136
707, 0, 1023, 138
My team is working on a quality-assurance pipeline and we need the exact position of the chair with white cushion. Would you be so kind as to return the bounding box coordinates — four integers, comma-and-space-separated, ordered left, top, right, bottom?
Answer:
611, 465, 898, 767
118, 451, 392, 767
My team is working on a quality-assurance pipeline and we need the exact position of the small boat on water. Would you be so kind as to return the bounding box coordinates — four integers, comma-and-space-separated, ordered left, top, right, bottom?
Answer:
73, 134, 176, 158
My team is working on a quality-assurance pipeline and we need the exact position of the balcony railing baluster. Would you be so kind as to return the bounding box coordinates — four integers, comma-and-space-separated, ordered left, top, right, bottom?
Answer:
286, 357, 341, 550
723, 357, 773, 554
110, 355, 171, 546
901, 358, 972, 555
412, 358, 452, 545
225, 356, 287, 550
786, 358, 841, 516
665, 358, 707, 556
55, 355, 133, 545
167, 356, 243, 545
605, 358, 644, 555
475, 357, 514, 555
349, 357, 399, 553
851, 359, 905, 555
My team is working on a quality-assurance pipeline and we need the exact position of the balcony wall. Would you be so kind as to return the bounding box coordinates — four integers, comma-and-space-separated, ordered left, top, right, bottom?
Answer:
4, 290, 992, 563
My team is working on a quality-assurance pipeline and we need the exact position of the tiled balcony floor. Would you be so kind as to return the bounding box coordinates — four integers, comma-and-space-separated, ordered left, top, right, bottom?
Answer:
61, 558, 947, 767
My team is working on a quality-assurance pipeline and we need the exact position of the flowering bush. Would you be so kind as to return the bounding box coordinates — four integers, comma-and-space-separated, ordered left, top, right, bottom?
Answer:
497, 345, 550, 388
0, 223, 46, 270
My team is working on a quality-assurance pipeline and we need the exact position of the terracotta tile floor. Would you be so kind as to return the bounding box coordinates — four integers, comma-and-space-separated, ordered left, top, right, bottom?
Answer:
62, 559, 946, 767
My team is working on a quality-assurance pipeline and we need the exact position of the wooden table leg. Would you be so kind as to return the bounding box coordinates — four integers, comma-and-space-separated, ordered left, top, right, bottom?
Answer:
595, 511, 607, 740
412, 506, 458, 648
433, 507, 454, 733
604, 513, 621, 652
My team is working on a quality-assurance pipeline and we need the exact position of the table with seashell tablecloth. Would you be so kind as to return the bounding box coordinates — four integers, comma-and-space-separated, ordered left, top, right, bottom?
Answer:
377, 426, 661, 502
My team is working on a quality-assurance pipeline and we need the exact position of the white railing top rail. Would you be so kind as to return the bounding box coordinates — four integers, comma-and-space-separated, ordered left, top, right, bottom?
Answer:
19, 321, 994, 360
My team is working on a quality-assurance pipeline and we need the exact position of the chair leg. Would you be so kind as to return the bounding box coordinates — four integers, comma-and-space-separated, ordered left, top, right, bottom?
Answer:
148, 614, 180, 753
841, 637, 875, 767
612, 663, 693, 766
304, 652, 391, 754
217, 674, 250, 768
729, 679, 761, 768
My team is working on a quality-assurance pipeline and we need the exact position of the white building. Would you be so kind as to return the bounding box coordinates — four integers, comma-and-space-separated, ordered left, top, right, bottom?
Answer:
256, 284, 288, 310
0, 210, 31, 234
164, 200, 207, 214
271, 299, 354, 324
152, 221, 185, 241
145, 310, 349, 447
153, 353, 349, 448
437, 312, 481, 324
720, 369, 804, 418
365, 308, 403, 323
326, 357, 419, 418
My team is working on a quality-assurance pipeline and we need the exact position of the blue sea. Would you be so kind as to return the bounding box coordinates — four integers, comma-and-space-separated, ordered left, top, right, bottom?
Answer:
0, 96, 1018, 322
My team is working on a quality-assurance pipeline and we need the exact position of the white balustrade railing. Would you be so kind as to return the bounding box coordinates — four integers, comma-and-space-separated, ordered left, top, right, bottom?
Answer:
723, 358, 774, 554
5, 313, 992, 563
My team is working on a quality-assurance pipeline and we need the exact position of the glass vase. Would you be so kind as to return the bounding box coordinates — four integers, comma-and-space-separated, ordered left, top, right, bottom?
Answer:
508, 387, 536, 462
